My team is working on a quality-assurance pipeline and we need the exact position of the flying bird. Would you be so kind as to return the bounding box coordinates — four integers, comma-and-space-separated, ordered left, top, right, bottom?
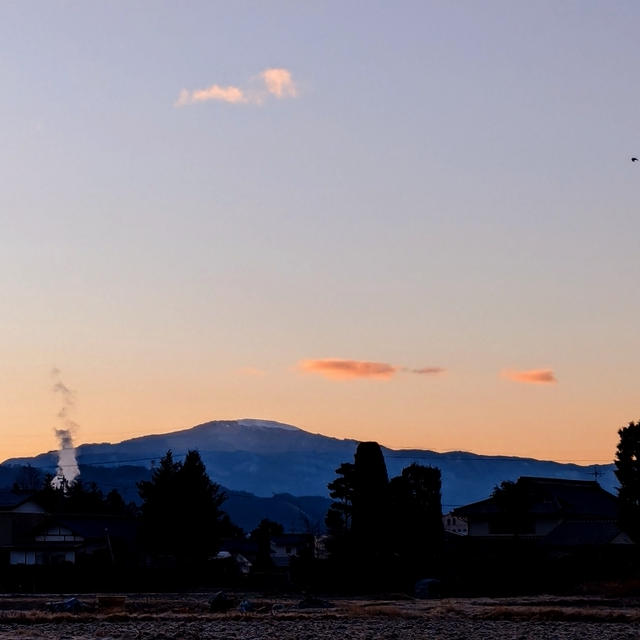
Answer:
632, 157, 638, 162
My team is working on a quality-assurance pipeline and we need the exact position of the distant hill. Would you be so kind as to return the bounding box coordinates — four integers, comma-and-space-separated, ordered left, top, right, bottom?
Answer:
2, 418, 616, 510
0, 462, 330, 534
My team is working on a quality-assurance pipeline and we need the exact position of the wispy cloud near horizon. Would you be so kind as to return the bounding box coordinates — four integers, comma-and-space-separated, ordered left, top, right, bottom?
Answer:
298, 358, 445, 381
406, 367, 446, 375
502, 369, 557, 384
175, 68, 298, 107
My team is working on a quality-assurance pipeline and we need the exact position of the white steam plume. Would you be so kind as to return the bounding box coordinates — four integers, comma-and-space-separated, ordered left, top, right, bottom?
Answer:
50, 368, 80, 488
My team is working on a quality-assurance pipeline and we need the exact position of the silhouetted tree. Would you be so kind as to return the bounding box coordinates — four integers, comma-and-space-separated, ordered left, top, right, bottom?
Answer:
12, 465, 44, 493
138, 450, 182, 557
325, 442, 391, 563
389, 464, 443, 571
351, 442, 390, 555
250, 518, 284, 570
219, 513, 245, 540
105, 488, 129, 515
138, 450, 227, 565
32, 473, 67, 512
325, 461, 356, 547
615, 420, 640, 542
32, 475, 129, 515
180, 450, 227, 557
491, 479, 534, 536
66, 480, 105, 513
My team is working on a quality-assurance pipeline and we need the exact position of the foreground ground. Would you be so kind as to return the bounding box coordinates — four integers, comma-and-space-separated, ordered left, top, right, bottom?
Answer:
0, 593, 639, 639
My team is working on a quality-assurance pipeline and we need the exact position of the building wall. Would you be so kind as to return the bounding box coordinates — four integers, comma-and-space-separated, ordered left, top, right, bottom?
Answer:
443, 513, 468, 535
0, 512, 47, 547
9, 551, 36, 565
35, 526, 83, 543
0, 518, 12, 546
468, 517, 561, 537
534, 518, 561, 536
9, 549, 76, 565
468, 520, 491, 536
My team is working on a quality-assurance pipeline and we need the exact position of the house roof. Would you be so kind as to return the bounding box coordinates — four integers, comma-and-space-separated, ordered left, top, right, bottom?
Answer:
0, 490, 37, 511
543, 521, 632, 546
453, 477, 619, 520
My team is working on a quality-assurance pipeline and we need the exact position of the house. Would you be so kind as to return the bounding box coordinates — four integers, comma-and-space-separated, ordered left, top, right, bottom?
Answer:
10, 519, 81, 566
216, 538, 260, 575
270, 533, 314, 567
443, 512, 468, 536
452, 477, 633, 546
0, 490, 137, 567
9, 514, 138, 566
0, 491, 48, 565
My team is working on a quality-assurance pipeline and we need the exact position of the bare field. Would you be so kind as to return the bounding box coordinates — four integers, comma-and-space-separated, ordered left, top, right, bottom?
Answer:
0, 593, 639, 639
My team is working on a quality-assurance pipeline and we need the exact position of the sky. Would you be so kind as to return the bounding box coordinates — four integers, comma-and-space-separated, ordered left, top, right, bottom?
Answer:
1, 1, 639, 464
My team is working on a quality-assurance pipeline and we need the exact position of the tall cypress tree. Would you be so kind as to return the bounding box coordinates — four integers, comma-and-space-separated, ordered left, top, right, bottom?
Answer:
325, 442, 391, 561
351, 441, 390, 554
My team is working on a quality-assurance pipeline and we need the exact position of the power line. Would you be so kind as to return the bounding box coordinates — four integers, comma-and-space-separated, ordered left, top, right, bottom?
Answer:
386, 454, 613, 463
15, 453, 192, 469
14, 451, 615, 470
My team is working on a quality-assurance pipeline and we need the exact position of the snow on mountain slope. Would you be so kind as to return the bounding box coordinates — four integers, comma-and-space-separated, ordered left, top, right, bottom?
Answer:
237, 419, 301, 431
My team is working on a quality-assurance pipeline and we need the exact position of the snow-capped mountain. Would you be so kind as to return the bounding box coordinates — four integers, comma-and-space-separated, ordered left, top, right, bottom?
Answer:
2, 419, 616, 507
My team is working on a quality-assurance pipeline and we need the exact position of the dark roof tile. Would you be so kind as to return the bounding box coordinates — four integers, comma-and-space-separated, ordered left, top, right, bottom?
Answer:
454, 477, 618, 520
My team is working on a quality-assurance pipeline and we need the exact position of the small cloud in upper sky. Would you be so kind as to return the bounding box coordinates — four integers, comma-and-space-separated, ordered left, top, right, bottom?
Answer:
298, 359, 445, 381
175, 85, 247, 106
260, 68, 297, 98
175, 68, 298, 107
502, 369, 557, 384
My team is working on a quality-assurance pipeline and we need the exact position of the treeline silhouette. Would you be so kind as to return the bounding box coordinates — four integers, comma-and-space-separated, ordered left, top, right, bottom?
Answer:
3, 421, 640, 595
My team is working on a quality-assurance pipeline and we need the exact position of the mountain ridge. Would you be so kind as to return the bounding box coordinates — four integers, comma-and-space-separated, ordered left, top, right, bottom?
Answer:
2, 419, 616, 507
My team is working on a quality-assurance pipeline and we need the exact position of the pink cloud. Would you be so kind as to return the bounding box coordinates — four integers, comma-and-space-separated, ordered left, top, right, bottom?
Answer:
299, 359, 446, 381
502, 369, 557, 384
260, 68, 297, 98
299, 359, 398, 380
175, 84, 247, 107
175, 68, 298, 107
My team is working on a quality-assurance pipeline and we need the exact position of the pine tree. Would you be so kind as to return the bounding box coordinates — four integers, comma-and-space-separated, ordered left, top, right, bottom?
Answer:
325, 461, 356, 538
250, 518, 284, 570
138, 450, 228, 564
179, 450, 227, 559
